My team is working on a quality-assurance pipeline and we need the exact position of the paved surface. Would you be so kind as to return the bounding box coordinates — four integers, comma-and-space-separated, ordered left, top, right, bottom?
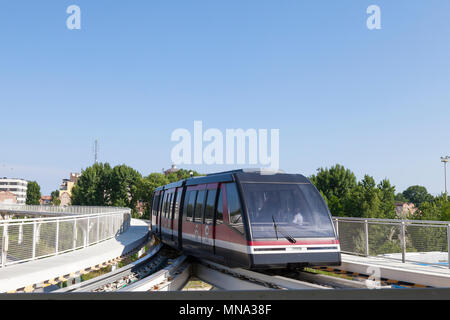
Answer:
0, 219, 150, 293
339, 254, 450, 287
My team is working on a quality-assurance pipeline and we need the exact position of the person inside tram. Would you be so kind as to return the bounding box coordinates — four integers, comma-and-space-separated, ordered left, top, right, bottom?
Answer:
292, 207, 304, 225
290, 190, 305, 225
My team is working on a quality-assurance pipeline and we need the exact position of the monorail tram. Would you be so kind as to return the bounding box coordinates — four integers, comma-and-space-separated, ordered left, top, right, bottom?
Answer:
151, 169, 341, 269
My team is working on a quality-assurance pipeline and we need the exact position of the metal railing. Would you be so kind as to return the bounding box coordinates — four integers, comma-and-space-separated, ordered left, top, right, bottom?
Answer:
0, 204, 128, 216
0, 206, 131, 268
333, 217, 450, 269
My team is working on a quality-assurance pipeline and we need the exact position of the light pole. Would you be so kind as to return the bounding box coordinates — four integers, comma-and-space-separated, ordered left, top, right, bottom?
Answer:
441, 156, 449, 195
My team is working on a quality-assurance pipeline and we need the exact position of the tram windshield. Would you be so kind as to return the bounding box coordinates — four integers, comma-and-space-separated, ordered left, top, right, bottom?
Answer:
241, 183, 335, 239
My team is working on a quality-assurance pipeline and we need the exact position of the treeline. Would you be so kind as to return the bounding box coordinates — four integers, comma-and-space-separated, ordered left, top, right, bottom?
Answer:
309, 164, 450, 221
34, 162, 448, 222
70, 163, 201, 218
309, 164, 396, 219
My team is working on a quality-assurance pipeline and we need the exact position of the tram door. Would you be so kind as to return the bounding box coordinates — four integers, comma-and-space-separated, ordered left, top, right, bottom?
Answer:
151, 190, 161, 234
156, 190, 165, 237
201, 183, 218, 257
173, 187, 183, 246
162, 189, 175, 242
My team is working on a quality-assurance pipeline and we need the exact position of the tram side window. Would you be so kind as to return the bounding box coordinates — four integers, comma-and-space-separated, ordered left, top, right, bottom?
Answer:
174, 190, 182, 220
194, 190, 206, 222
163, 193, 169, 218
152, 195, 159, 217
156, 195, 161, 215
157, 193, 165, 219
216, 188, 224, 224
226, 183, 244, 234
163, 194, 168, 219
168, 193, 174, 219
182, 191, 191, 220
204, 189, 217, 224
186, 190, 197, 221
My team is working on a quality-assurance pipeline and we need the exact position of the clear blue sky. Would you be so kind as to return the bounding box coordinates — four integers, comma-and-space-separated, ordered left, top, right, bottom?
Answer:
0, 1, 449, 195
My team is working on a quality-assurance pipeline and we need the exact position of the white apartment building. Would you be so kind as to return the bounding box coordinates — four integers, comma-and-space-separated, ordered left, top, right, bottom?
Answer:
0, 178, 28, 205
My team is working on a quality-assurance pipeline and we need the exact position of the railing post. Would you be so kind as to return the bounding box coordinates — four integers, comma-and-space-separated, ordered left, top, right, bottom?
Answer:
97, 216, 100, 243
85, 217, 89, 247
1, 224, 8, 267
55, 219, 59, 255
447, 224, 450, 269
401, 221, 406, 263
73, 219, 77, 249
364, 220, 369, 257
334, 218, 339, 237
32, 220, 37, 260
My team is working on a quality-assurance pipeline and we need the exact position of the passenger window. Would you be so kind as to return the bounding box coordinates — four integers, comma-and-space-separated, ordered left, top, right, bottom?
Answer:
164, 193, 170, 219
183, 190, 190, 220
216, 188, 224, 224
194, 190, 206, 222
152, 194, 159, 217
163, 192, 169, 216
162, 193, 168, 218
174, 190, 182, 220
157, 192, 165, 216
204, 189, 217, 224
167, 193, 173, 219
226, 183, 244, 234
186, 191, 197, 221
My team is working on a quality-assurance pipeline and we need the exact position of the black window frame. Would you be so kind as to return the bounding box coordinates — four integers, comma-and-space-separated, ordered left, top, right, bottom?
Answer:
225, 183, 244, 234
152, 194, 160, 217
174, 188, 182, 221
216, 186, 224, 225
204, 189, 217, 225
186, 190, 198, 222
167, 192, 174, 220
162, 192, 169, 219
194, 190, 206, 223
157, 191, 165, 217
183, 190, 191, 221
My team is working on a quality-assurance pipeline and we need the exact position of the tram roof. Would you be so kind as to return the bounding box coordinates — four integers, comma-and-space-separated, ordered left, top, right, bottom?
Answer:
156, 169, 311, 191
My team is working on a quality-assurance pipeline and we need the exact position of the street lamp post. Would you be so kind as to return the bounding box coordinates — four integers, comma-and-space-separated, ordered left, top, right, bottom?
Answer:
441, 156, 449, 195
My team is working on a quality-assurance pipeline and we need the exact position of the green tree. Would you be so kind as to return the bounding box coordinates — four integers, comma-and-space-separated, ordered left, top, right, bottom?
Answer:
71, 162, 113, 206
309, 164, 357, 216
70, 163, 203, 219
377, 179, 396, 219
166, 169, 203, 183
407, 195, 450, 253
438, 196, 450, 221
50, 190, 61, 206
137, 173, 169, 219
344, 175, 381, 218
394, 193, 408, 202
26, 181, 41, 205
402, 185, 434, 207
109, 164, 142, 210
414, 194, 450, 221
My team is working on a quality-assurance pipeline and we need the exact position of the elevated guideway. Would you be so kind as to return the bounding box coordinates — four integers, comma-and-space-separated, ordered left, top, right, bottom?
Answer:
0, 218, 149, 293
336, 254, 450, 288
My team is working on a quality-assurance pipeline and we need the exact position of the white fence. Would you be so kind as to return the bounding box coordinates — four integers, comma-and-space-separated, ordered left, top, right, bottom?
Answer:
0, 205, 131, 267
333, 217, 450, 268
